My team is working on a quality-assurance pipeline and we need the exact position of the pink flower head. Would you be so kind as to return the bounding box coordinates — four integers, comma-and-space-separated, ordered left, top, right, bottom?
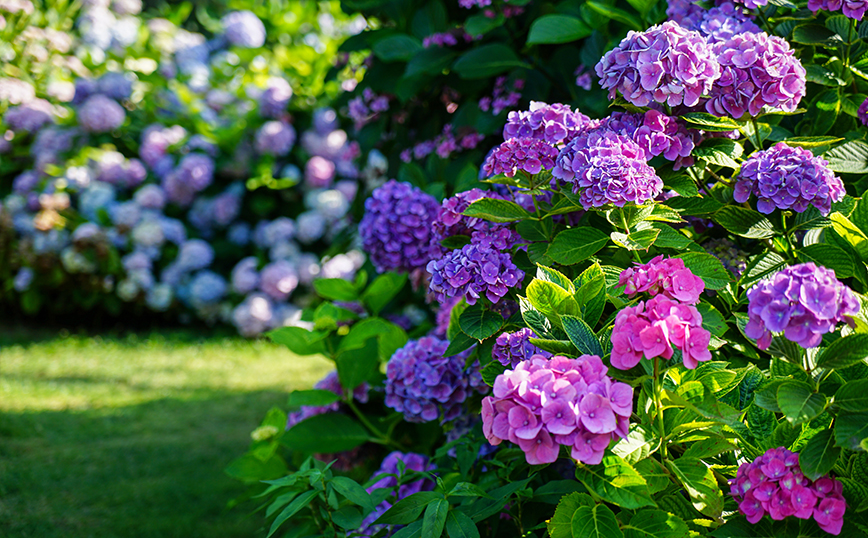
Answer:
618, 255, 705, 304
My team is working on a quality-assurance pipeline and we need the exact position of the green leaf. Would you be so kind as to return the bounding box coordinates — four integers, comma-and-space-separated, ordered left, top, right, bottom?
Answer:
362, 272, 408, 315
797, 243, 855, 278
574, 455, 656, 510
776, 380, 827, 425
331, 506, 363, 530
675, 252, 734, 290
792, 23, 843, 46
527, 14, 592, 44
336, 338, 380, 391
817, 334, 868, 369
452, 44, 529, 79
529, 337, 577, 355
585, 1, 642, 30
574, 263, 607, 328
667, 196, 723, 215
481, 361, 507, 386
825, 140, 868, 174
572, 503, 624, 538
662, 175, 699, 197
378, 492, 444, 525
464, 14, 502, 36
526, 279, 580, 327
445, 331, 476, 357
694, 138, 743, 169
835, 412, 868, 451
799, 430, 841, 481
835, 379, 868, 412
458, 304, 504, 342
406, 47, 457, 77
284, 413, 369, 453
422, 499, 448, 538
561, 315, 604, 357
784, 136, 845, 148
682, 437, 738, 460
537, 264, 575, 292
622, 509, 690, 538
667, 458, 724, 518
288, 389, 341, 409
313, 278, 359, 301
445, 511, 480, 538
267, 490, 318, 537
462, 198, 530, 223
372, 34, 423, 62
805, 90, 842, 135
546, 227, 609, 265
224, 453, 287, 483
712, 206, 776, 239
267, 327, 328, 356
548, 493, 595, 538
332, 476, 375, 511
610, 229, 660, 251
831, 212, 868, 260
681, 112, 741, 132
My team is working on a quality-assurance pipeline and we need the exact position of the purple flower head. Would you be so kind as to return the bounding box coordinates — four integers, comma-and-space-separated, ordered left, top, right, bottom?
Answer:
78, 95, 125, 133
97, 72, 133, 101
286, 371, 370, 429
666, 0, 706, 28
697, 2, 761, 43
730, 447, 846, 534
482, 137, 559, 178
232, 294, 274, 337
13, 170, 40, 194
260, 78, 292, 118
483, 354, 632, 465
703, 238, 748, 277
503, 101, 591, 145
427, 229, 525, 306
384, 336, 486, 423
707, 32, 806, 119
735, 143, 845, 215
139, 124, 186, 168
231, 257, 260, 294
176, 239, 213, 271
221, 10, 265, 48
596, 21, 720, 108
431, 188, 510, 246
493, 328, 553, 368
552, 129, 662, 209
255, 121, 296, 156
188, 270, 227, 306
619, 255, 705, 304
809, 0, 865, 19
598, 110, 696, 168
305, 156, 335, 188
359, 452, 435, 537
746, 262, 859, 350
359, 180, 439, 274
5, 99, 55, 132
259, 260, 299, 301
859, 97, 868, 126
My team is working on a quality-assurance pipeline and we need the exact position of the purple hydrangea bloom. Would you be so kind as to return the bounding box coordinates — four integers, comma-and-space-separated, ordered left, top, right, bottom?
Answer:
707, 32, 806, 119
260, 78, 292, 118
596, 21, 720, 108
730, 447, 846, 534
384, 336, 486, 423
431, 188, 509, 245
232, 294, 274, 337
808, 0, 844, 15
735, 143, 845, 215
4, 99, 55, 131
482, 137, 559, 178
255, 120, 296, 156
735, 0, 769, 8
746, 262, 859, 349
358, 452, 434, 537
665, 0, 706, 29
427, 229, 525, 306
552, 129, 663, 209
703, 238, 748, 277
692, 2, 761, 43
482, 354, 633, 465
502, 101, 591, 145
13, 170, 40, 194
78, 95, 125, 133
139, 124, 186, 168
359, 180, 439, 274
97, 72, 133, 101
176, 239, 214, 271
492, 328, 552, 368
188, 270, 227, 306
134, 185, 165, 210
259, 260, 299, 301
597, 110, 696, 167
231, 257, 260, 294
221, 10, 266, 48
286, 371, 370, 429
859, 97, 868, 126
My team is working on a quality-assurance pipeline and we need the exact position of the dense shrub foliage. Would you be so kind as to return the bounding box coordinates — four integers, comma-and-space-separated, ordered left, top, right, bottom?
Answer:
229, 0, 868, 536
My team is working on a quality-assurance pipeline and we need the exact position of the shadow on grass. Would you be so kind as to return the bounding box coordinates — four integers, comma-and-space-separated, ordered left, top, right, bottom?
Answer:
0, 390, 281, 538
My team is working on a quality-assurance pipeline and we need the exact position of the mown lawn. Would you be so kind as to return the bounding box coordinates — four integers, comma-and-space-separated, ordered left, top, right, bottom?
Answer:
0, 326, 331, 538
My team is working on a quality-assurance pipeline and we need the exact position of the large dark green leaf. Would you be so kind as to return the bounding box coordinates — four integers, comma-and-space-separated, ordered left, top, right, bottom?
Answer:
546, 227, 609, 265
462, 198, 530, 222
776, 380, 827, 425
283, 413, 369, 453
667, 458, 723, 518
362, 272, 408, 315
835, 411, 868, 451
405, 47, 457, 77
336, 338, 380, 391
622, 509, 690, 538
458, 304, 504, 342
712, 206, 776, 239
799, 430, 841, 481
574, 455, 656, 509
527, 15, 592, 44
453, 44, 529, 79
816, 334, 868, 370
561, 315, 604, 357
835, 379, 868, 412
313, 278, 359, 301
675, 252, 733, 290
548, 492, 595, 538
372, 34, 423, 62
572, 503, 624, 538
445, 511, 480, 538
585, 1, 642, 30
267, 327, 328, 356
797, 243, 855, 278
422, 499, 448, 538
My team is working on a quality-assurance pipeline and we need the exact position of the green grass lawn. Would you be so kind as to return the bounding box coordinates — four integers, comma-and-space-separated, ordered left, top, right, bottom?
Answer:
0, 326, 332, 538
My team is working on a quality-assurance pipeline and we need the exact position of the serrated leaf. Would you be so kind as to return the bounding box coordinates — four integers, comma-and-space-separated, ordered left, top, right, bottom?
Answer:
458, 304, 504, 342
667, 458, 724, 518
835, 412, 868, 451
825, 140, 868, 174
623, 509, 691, 538
799, 430, 841, 481
816, 334, 868, 370
777, 380, 827, 425
611, 229, 660, 251
675, 252, 733, 290
572, 503, 624, 538
797, 243, 855, 278
835, 379, 868, 412
561, 315, 605, 356
681, 112, 742, 132
548, 493, 595, 538
712, 206, 776, 239
574, 455, 656, 509
546, 227, 609, 265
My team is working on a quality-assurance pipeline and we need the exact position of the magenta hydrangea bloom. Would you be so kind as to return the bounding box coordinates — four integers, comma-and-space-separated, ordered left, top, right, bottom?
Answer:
492, 328, 553, 368
597, 110, 696, 167
384, 336, 486, 423
427, 229, 525, 305
619, 255, 705, 304
552, 129, 662, 209
359, 180, 440, 274
611, 296, 712, 370
745, 263, 859, 350
707, 32, 806, 119
502, 101, 591, 145
482, 137, 559, 178
859, 97, 868, 126
482, 354, 633, 465
596, 21, 720, 108
286, 371, 370, 429
730, 447, 846, 535
735, 143, 845, 215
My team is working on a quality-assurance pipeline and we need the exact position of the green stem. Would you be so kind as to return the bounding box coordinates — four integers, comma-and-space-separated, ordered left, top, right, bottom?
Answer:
619, 208, 643, 263
345, 394, 400, 449
653, 356, 668, 461
845, 20, 856, 69
749, 117, 763, 150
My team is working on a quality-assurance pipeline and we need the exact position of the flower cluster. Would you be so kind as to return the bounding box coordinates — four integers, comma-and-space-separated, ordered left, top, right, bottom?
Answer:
431, 188, 508, 245
427, 229, 525, 305
482, 137, 559, 178
384, 336, 486, 423
347, 88, 390, 129
619, 255, 705, 304
503, 101, 591, 145
611, 296, 712, 370
492, 328, 552, 368
359, 180, 440, 274
597, 110, 696, 168
707, 32, 806, 119
704, 238, 748, 277
359, 452, 434, 537
859, 97, 868, 126
482, 354, 633, 465
399, 123, 486, 163
479, 77, 524, 115
809, 0, 868, 20
286, 371, 370, 429
730, 447, 847, 535
552, 129, 663, 209
673, 1, 761, 43
745, 262, 859, 349
596, 21, 720, 108
735, 143, 845, 215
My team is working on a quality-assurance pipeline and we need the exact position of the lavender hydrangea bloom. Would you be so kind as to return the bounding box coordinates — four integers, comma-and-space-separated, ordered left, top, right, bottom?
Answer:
5, 99, 55, 131
734, 0, 769, 8
189, 270, 227, 306
78, 95, 125, 132
385, 336, 486, 423
665, 0, 706, 28
255, 121, 296, 156
492, 328, 552, 368
259, 260, 299, 301
359, 180, 439, 274
597, 110, 696, 166
596, 21, 720, 108
260, 78, 292, 118
13, 170, 40, 194
735, 143, 845, 215
746, 263, 859, 349
358, 452, 435, 537
502, 101, 591, 145
859, 97, 868, 126
694, 2, 761, 43
812, 0, 868, 19
707, 32, 806, 119
482, 137, 559, 178
134, 185, 165, 210
431, 188, 509, 245
232, 294, 275, 337
176, 239, 214, 271
231, 257, 260, 294
221, 10, 266, 48
552, 129, 663, 209
427, 229, 525, 305
97, 72, 133, 100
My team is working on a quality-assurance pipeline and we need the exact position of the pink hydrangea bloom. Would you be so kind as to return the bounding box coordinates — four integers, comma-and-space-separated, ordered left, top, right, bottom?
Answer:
618, 255, 705, 304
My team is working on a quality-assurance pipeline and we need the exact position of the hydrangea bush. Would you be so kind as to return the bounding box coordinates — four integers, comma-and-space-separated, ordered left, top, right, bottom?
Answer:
229, 0, 868, 536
